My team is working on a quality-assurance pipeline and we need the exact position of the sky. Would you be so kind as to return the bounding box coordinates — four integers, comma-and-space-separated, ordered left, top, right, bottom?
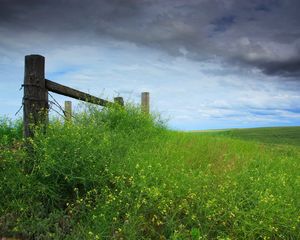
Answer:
0, 0, 299, 130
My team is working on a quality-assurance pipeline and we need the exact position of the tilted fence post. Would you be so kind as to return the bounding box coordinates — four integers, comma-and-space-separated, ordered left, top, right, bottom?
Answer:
114, 97, 124, 106
23, 55, 48, 138
141, 92, 150, 114
64, 101, 72, 122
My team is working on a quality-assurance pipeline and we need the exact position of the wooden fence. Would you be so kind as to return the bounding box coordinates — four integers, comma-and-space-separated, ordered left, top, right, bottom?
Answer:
23, 54, 150, 138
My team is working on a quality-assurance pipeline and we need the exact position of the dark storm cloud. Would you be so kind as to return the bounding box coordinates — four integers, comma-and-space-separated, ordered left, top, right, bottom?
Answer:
255, 58, 300, 77
211, 15, 236, 33
1, 0, 300, 77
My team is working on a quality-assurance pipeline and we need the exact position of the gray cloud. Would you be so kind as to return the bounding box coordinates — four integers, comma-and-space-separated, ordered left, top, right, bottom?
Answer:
0, 0, 300, 77
249, 58, 300, 77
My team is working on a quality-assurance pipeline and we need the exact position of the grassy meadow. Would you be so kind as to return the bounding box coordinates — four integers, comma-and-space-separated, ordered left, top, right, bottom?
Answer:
0, 105, 299, 239
197, 126, 300, 147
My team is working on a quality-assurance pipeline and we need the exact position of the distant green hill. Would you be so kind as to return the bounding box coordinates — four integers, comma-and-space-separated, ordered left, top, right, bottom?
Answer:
200, 126, 300, 147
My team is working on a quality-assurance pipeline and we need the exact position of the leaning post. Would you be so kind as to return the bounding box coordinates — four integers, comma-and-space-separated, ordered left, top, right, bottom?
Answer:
114, 97, 124, 107
141, 92, 150, 114
23, 54, 48, 138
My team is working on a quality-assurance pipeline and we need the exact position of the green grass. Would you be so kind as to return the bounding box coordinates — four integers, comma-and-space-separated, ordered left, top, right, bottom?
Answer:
0, 106, 299, 239
215, 127, 300, 147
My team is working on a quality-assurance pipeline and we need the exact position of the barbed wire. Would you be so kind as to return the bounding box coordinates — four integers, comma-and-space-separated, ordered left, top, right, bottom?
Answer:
15, 84, 24, 116
48, 92, 77, 121
16, 84, 78, 120
15, 103, 23, 116
48, 92, 66, 116
48, 102, 66, 119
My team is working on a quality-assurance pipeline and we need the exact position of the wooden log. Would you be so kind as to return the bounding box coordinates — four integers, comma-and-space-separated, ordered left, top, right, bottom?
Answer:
64, 101, 72, 122
114, 97, 124, 106
23, 55, 48, 138
45, 79, 112, 107
141, 92, 150, 114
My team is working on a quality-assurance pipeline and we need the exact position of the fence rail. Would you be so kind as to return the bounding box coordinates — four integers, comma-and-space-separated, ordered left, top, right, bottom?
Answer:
45, 79, 112, 107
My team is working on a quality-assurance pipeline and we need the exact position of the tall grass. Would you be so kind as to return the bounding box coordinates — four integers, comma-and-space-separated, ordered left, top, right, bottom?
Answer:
0, 117, 22, 146
0, 105, 299, 239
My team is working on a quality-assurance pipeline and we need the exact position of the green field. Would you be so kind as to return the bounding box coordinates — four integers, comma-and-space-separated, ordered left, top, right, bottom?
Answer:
0, 107, 299, 239
199, 126, 300, 147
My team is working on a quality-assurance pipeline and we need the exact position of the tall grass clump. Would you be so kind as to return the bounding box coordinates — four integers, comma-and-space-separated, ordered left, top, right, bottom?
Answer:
0, 104, 167, 239
0, 105, 299, 239
0, 117, 22, 146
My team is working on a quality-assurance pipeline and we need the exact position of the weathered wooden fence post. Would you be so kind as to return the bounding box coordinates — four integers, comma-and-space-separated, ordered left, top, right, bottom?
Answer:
114, 97, 124, 106
141, 92, 149, 114
64, 101, 72, 122
23, 54, 48, 138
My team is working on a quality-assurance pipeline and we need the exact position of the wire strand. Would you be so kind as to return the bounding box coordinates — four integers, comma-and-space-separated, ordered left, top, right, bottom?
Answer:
48, 93, 77, 121
48, 92, 66, 116
15, 105, 23, 116
48, 103, 66, 119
